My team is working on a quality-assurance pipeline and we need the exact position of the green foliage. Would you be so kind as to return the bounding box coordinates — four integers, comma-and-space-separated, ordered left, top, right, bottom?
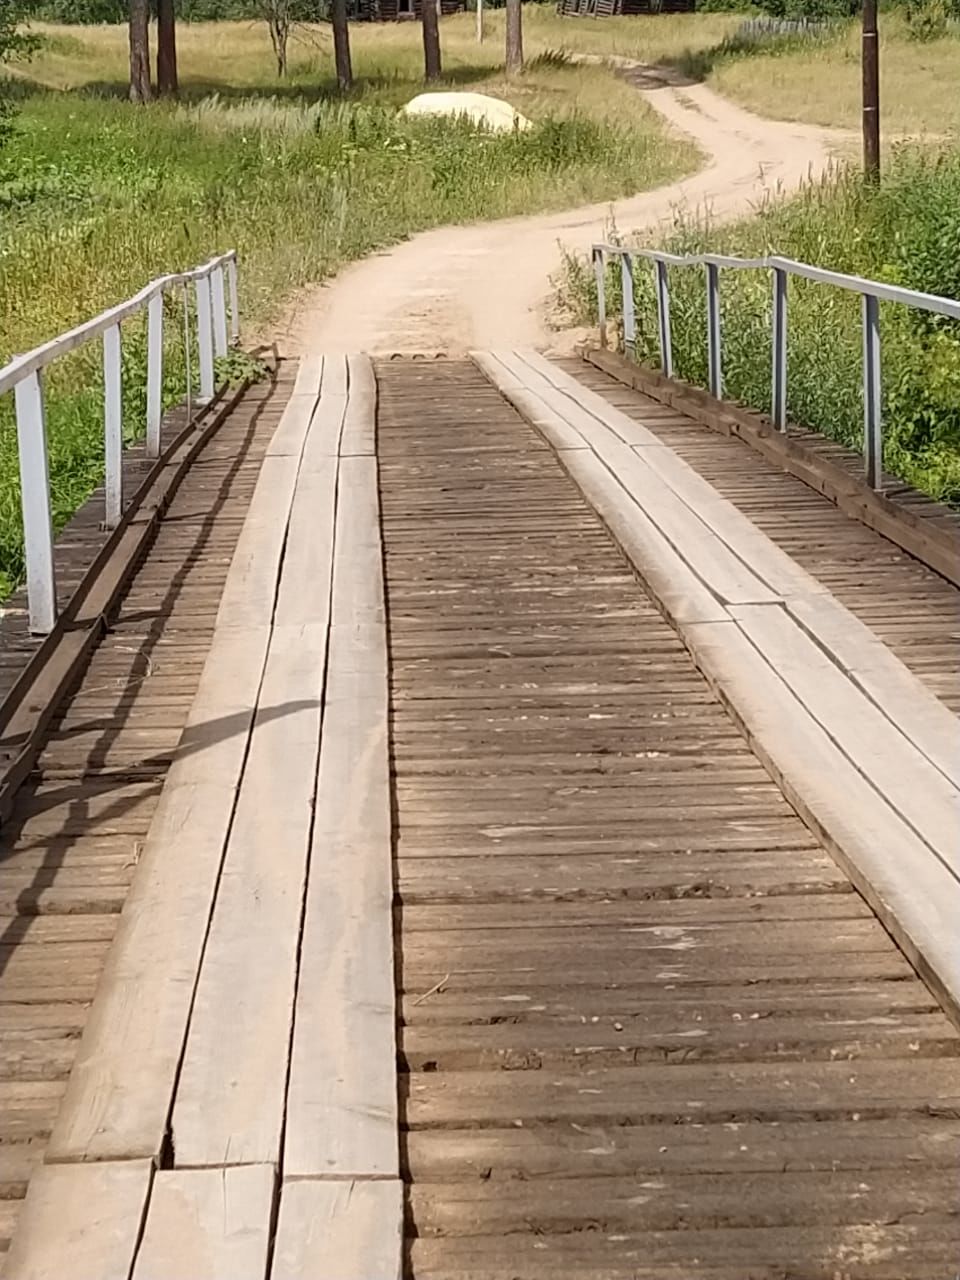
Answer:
214, 348, 269, 386
0, 87, 690, 591
0, 0, 37, 146
558, 149, 960, 505
904, 0, 950, 39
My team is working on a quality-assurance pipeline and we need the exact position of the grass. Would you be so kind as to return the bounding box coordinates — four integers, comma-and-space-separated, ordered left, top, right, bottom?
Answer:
557, 147, 960, 505
0, 16, 701, 593
706, 14, 960, 139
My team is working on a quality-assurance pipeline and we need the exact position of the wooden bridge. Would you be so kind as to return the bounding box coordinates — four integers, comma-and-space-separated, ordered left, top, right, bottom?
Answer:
0, 339, 958, 1277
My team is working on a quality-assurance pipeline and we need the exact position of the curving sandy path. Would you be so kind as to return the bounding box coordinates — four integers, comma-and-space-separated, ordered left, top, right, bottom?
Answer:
274, 67, 842, 357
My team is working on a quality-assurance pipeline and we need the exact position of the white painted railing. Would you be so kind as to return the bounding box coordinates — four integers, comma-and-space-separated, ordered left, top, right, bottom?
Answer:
591, 243, 960, 494
0, 250, 239, 636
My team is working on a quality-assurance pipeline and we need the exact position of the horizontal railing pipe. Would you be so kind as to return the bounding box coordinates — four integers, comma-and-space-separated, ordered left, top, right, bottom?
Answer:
0, 250, 239, 636
590, 242, 960, 494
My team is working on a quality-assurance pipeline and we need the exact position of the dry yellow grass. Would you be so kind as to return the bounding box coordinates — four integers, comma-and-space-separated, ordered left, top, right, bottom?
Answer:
711, 17, 960, 139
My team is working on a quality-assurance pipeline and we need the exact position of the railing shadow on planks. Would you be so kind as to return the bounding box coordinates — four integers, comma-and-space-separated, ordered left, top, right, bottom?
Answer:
591, 242, 960, 495
0, 250, 240, 636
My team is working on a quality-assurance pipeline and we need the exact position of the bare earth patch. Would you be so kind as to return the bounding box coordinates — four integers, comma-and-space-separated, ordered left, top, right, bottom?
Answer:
275, 67, 842, 358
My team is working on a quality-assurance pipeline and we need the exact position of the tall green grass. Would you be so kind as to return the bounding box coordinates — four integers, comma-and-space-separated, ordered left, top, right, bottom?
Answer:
558, 148, 960, 504
0, 74, 696, 593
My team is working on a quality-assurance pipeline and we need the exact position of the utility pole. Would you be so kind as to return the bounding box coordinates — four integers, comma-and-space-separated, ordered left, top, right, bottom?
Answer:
476, 0, 483, 43
862, 0, 880, 183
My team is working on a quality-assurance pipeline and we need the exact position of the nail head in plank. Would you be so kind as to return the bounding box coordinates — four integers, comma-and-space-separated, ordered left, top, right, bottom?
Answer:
3, 1159, 152, 1280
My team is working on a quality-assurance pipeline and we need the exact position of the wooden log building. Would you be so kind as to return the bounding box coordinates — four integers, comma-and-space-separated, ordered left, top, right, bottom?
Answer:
557, 0, 696, 14
356, 0, 464, 18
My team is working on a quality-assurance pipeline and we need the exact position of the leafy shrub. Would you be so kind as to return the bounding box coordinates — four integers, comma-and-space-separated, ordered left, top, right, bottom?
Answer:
559, 149, 960, 505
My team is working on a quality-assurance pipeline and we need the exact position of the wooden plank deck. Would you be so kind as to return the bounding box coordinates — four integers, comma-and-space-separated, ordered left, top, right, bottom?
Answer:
0, 350, 958, 1277
376, 358, 960, 1279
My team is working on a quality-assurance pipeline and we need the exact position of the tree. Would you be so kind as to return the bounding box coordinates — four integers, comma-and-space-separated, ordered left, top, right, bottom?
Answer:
129, 0, 152, 102
0, 0, 36, 145
422, 0, 441, 82
157, 0, 178, 96
505, 0, 522, 76
331, 0, 352, 91
262, 0, 292, 75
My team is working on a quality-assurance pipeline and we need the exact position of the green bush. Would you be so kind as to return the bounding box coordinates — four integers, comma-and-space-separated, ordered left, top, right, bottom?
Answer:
558, 149, 960, 505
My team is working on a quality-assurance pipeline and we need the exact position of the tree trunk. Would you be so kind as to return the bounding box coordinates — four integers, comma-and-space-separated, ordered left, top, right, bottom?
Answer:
505, 0, 522, 77
421, 0, 441, 83
332, 0, 352, 92
157, 0, 178, 97
129, 0, 152, 103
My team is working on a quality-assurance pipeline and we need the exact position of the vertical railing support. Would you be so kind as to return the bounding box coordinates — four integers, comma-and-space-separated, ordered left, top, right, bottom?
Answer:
771, 267, 788, 431
14, 371, 57, 635
103, 322, 123, 530
655, 259, 673, 379
227, 256, 240, 345
706, 262, 722, 399
862, 293, 883, 490
195, 275, 215, 403
620, 252, 636, 360
146, 292, 163, 460
211, 265, 229, 360
593, 248, 607, 348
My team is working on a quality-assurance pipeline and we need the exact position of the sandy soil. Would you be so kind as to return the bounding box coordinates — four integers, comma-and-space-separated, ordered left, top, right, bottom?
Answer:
273, 67, 843, 357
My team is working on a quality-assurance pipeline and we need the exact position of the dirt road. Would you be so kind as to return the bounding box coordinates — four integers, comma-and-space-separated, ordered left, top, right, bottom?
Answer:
277, 68, 841, 357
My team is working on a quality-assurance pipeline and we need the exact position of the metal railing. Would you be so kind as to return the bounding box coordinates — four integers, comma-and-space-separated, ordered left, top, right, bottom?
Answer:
591, 243, 960, 495
0, 250, 239, 636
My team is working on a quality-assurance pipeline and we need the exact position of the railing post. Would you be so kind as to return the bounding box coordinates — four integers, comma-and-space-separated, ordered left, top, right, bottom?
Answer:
706, 262, 722, 399
103, 322, 123, 530
14, 371, 58, 635
227, 256, 240, 345
211, 265, 229, 360
655, 259, 673, 379
620, 252, 636, 359
862, 293, 882, 490
195, 275, 215, 403
593, 247, 607, 349
146, 292, 163, 460
771, 267, 788, 431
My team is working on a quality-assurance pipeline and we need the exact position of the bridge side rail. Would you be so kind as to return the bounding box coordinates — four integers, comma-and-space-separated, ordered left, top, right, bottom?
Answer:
591, 242, 960, 495
0, 250, 240, 636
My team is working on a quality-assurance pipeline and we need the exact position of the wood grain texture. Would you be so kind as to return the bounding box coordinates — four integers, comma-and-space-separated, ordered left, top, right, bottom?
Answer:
271, 1179, 403, 1280
3, 1160, 152, 1280
133, 1165, 275, 1280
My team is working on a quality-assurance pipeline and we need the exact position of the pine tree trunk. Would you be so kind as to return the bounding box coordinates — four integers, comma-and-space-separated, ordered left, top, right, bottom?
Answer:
332, 0, 353, 91
421, 0, 441, 83
129, 0, 152, 102
157, 0, 178, 97
505, 0, 522, 76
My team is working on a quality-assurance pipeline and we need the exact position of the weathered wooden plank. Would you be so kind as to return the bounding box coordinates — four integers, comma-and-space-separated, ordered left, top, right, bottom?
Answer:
291, 354, 324, 401
265, 393, 318, 460
405, 1058, 960, 1127
273, 459, 338, 628
471, 352, 587, 452
133, 1165, 275, 1280
730, 603, 960, 877
409, 1222, 960, 1277
340, 355, 377, 457
787, 593, 960, 786
172, 623, 326, 1168
686, 617, 960, 1018
3, 1159, 152, 1280
299, 354, 348, 470
271, 1179, 403, 1280
214, 454, 301, 630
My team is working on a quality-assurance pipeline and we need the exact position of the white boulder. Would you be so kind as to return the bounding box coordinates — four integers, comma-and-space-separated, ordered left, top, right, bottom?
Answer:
401, 91, 532, 133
